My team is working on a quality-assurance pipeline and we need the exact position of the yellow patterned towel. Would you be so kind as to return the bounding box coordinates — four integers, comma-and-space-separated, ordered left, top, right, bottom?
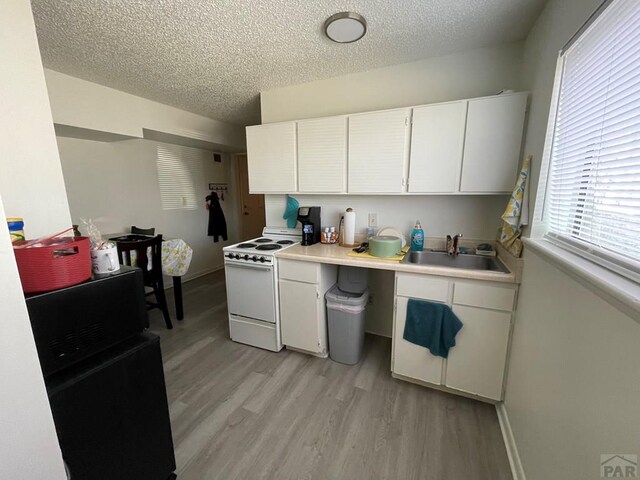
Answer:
499, 155, 531, 257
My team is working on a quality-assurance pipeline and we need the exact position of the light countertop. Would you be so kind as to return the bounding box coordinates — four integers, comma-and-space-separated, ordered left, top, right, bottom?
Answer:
276, 243, 519, 284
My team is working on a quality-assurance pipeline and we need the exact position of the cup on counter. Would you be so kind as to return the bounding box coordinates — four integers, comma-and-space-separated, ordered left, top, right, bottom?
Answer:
90, 243, 120, 274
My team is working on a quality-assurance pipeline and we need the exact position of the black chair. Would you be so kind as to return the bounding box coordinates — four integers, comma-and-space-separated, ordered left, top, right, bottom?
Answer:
131, 226, 155, 236
116, 235, 173, 329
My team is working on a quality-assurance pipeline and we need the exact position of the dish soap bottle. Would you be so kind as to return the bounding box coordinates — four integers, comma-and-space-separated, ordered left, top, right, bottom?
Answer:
410, 220, 424, 251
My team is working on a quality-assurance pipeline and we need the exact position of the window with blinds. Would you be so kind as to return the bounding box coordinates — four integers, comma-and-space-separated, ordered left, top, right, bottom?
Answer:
542, 0, 640, 280
156, 144, 200, 210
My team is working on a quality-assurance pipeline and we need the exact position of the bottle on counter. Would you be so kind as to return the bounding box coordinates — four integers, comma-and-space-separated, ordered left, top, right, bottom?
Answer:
7, 217, 25, 243
410, 220, 424, 252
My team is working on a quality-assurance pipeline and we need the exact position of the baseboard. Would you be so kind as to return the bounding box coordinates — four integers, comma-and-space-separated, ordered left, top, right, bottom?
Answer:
496, 402, 526, 480
163, 264, 224, 289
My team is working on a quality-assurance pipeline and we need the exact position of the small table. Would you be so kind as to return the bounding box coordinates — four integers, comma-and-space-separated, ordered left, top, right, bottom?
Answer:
105, 234, 193, 321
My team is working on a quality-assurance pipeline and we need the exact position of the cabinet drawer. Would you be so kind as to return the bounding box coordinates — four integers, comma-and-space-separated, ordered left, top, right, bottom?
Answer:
278, 259, 320, 284
396, 273, 449, 302
453, 282, 515, 311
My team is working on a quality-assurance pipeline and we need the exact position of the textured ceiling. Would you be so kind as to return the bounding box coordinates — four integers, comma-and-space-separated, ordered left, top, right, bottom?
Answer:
31, 0, 546, 126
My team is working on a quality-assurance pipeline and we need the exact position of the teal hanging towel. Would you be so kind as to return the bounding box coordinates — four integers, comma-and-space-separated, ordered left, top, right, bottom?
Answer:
403, 299, 463, 358
282, 195, 299, 228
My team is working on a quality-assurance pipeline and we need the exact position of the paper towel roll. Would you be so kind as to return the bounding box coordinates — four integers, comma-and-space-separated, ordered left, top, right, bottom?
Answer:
344, 208, 356, 245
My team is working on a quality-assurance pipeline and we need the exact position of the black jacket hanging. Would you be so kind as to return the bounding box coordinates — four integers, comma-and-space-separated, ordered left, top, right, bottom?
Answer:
206, 192, 227, 242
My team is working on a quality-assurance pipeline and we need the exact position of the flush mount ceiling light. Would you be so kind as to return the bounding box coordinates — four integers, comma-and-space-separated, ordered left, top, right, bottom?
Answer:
324, 12, 367, 44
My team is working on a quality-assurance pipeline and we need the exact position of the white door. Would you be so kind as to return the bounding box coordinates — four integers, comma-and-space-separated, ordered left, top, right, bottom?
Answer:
392, 296, 444, 385
246, 122, 297, 193
279, 279, 321, 353
445, 305, 511, 400
408, 102, 467, 193
298, 116, 347, 193
460, 93, 527, 193
348, 108, 410, 193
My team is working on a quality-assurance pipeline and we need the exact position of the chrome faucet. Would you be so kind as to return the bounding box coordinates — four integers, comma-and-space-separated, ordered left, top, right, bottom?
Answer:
446, 234, 463, 256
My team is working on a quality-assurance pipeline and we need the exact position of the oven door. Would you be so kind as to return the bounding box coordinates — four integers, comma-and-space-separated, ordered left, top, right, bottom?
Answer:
225, 261, 276, 323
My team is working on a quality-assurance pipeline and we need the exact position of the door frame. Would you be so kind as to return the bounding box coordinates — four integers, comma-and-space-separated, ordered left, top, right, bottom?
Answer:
234, 153, 265, 240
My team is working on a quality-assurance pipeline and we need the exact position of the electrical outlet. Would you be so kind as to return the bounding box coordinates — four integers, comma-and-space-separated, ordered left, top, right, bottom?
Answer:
368, 213, 377, 227
368, 294, 374, 305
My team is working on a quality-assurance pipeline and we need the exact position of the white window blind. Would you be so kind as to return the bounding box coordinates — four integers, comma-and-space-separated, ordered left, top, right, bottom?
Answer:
544, 0, 640, 279
156, 144, 201, 210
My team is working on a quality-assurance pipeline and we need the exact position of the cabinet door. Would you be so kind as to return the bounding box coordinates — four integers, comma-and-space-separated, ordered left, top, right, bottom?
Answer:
445, 305, 511, 400
408, 102, 467, 193
246, 122, 297, 193
348, 108, 410, 193
298, 116, 347, 193
460, 94, 527, 193
392, 296, 443, 385
279, 279, 322, 353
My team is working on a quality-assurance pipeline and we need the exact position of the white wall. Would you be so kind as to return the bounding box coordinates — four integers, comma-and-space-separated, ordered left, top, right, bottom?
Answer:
57, 137, 239, 279
506, 250, 640, 480
45, 69, 246, 150
266, 194, 507, 240
0, 9, 72, 238
0, 196, 67, 479
261, 42, 524, 124
0, 0, 68, 477
504, 1, 639, 479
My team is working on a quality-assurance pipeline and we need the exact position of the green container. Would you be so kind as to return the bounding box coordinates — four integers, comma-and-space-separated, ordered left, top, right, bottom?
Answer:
368, 235, 402, 258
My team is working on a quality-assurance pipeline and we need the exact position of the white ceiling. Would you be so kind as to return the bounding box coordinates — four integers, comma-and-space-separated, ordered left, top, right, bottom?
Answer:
31, 0, 546, 126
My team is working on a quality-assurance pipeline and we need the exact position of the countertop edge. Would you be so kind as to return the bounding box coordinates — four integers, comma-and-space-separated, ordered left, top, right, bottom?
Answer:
276, 245, 518, 284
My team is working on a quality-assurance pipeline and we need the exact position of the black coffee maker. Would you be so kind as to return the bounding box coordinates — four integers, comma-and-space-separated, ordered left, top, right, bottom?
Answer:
297, 206, 321, 246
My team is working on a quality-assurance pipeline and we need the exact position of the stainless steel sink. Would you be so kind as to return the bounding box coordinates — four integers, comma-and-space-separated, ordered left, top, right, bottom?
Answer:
401, 250, 510, 273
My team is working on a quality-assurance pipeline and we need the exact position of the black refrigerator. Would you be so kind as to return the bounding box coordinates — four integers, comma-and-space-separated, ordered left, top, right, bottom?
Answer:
26, 266, 177, 480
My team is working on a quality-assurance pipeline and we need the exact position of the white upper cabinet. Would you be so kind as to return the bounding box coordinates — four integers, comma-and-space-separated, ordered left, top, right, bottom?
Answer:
408, 101, 468, 193
348, 108, 411, 193
297, 116, 347, 193
245, 122, 297, 193
460, 93, 528, 193
244, 93, 527, 195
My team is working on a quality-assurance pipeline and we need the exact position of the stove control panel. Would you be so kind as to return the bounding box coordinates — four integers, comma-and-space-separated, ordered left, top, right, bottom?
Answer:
224, 252, 273, 265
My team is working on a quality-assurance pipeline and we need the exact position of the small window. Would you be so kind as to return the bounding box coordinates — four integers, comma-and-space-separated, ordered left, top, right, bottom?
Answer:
538, 0, 640, 281
156, 144, 201, 210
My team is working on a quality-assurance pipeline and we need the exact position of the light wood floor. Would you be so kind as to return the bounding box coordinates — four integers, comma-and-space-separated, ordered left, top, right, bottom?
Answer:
149, 270, 512, 480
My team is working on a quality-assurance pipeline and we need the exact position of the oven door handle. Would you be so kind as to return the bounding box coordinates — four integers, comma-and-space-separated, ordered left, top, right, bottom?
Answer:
225, 261, 273, 271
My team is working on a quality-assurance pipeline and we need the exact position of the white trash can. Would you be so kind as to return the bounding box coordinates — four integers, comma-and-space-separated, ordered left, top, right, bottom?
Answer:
325, 284, 369, 365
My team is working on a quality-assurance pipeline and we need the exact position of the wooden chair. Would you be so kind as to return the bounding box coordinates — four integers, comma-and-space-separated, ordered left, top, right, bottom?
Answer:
131, 226, 156, 236
116, 235, 173, 329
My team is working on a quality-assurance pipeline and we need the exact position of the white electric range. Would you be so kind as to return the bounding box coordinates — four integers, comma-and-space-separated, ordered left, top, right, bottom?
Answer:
223, 227, 301, 352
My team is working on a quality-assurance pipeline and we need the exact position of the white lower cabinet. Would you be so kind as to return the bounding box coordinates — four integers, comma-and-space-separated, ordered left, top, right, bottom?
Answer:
280, 279, 323, 354
444, 305, 512, 400
392, 272, 516, 402
393, 296, 443, 385
278, 260, 337, 356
